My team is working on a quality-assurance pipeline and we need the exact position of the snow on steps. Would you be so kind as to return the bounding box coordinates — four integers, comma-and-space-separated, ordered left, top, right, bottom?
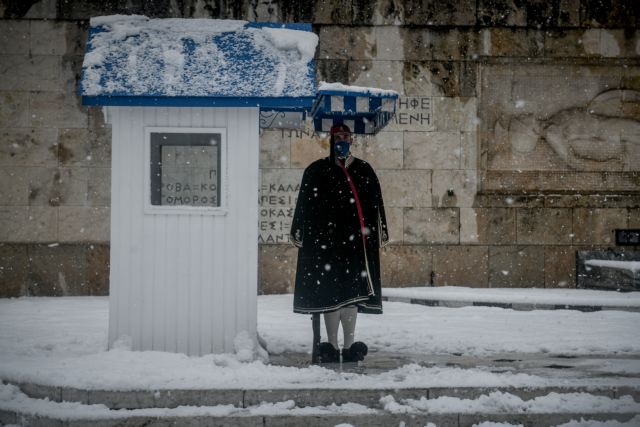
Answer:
1, 411, 639, 427
7, 381, 640, 410
2, 381, 640, 427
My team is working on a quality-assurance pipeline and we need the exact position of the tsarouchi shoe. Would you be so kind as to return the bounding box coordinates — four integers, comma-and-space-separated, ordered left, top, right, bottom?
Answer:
318, 342, 340, 363
341, 341, 368, 363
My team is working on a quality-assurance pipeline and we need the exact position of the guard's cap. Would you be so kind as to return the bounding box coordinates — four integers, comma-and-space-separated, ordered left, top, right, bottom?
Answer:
330, 123, 351, 135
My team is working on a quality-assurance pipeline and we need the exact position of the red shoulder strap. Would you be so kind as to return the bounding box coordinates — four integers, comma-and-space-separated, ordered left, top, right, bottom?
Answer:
339, 162, 367, 247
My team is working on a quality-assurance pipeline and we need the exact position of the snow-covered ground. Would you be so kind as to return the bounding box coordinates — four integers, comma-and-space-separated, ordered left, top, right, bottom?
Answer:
1, 293, 640, 424
260, 294, 640, 357
0, 294, 639, 391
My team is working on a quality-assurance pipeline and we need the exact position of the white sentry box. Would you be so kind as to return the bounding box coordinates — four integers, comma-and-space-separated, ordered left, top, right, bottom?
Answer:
106, 106, 259, 356
79, 17, 319, 357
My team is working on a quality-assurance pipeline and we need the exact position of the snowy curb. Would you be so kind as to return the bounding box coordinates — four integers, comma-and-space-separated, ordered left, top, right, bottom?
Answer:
1, 411, 639, 427
380, 285, 640, 313
1, 382, 640, 427
382, 295, 640, 313
4, 380, 640, 410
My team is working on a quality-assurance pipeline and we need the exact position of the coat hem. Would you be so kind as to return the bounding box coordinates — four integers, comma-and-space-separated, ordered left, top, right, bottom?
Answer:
357, 301, 383, 314
294, 295, 371, 314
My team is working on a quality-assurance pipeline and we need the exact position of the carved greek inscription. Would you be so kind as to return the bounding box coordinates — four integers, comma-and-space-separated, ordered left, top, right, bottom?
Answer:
280, 129, 324, 139
258, 179, 300, 244
387, 97, 433, 131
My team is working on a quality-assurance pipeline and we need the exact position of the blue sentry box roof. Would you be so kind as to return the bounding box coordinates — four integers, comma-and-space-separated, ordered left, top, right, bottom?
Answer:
79, 16, 317, 110
311, 84, 399, 135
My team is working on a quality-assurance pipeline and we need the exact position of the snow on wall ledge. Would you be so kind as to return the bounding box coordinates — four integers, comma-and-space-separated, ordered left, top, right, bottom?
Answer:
80, 15, 318, 99
318, 81, 399, 97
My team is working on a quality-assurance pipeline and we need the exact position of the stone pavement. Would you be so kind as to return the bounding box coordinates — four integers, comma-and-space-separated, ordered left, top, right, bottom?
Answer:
270, 350, 640, 400
271, 350, 640, 385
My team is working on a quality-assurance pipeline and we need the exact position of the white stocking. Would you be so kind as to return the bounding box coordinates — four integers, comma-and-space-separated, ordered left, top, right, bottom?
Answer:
340, 306, 358, 348
323, 310, 340, 348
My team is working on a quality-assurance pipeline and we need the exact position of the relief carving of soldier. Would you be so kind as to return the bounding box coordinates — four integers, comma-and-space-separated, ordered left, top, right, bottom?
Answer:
498, 89, 640, 171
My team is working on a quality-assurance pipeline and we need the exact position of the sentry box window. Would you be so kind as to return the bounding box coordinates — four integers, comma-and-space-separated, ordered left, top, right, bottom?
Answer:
145, 127, 227, 215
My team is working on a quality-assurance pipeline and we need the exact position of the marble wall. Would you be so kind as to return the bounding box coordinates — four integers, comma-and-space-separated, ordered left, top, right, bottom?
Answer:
0, 0, 639, 296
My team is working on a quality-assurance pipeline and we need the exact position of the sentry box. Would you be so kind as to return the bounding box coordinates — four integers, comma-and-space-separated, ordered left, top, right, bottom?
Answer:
79, 15, 398, 357
79, 16, 317, 356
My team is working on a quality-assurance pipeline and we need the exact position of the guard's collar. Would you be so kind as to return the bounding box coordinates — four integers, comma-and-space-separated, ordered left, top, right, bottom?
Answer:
334, 154, 354, 168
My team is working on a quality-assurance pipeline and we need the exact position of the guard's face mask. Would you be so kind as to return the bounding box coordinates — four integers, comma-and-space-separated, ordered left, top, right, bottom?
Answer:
334, 139, 351, 158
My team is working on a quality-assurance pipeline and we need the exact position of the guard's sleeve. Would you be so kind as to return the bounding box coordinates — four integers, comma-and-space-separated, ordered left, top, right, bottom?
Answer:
378, 206, 389, 247
290, 167, 311, 248
370, 167, 389, 248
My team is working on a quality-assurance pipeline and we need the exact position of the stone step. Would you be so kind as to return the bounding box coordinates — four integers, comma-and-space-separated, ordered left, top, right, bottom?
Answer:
9, 380, 640, 410
3, 381, 639, 427
1, 407, 639, 427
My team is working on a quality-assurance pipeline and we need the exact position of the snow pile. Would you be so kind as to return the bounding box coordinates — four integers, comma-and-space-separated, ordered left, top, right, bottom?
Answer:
234, 330, 267, 362
382, 286, 640, 308
81, 15, 318, 98
262, 27, 317, 63
2, 383, 639, 423
381, 392, 640, 414
0, 383, 126, 421
0, 351, 553, 391
0, 383, 375, 420
473, 423, 523, 427
555, 417, 640, 426
585, 260, 640, 273
472, 422, 640, 427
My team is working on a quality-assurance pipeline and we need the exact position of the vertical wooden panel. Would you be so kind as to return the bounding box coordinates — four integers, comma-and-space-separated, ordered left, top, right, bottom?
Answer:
108, 107, 121, 348
194, 107, 211, 354
116, 106, 128, 347
200, 213, 214, 354
185, 107, 198, 356
244, 108, 260, 337
141, 107, 155, 351
223, 108, 237, 351
123, 107, 135, 348
206, 108, 226, 353
236, 107, 249, 334
130, 107, 145, 351
173, 120, 186, 354
149, 108, 165, 350
165, 107, 180, 353
115, 106, 128, 347
152, 211, 166, 350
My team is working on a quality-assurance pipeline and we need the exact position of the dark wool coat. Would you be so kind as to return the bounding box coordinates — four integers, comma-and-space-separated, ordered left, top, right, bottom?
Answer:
290, 156, 389, 314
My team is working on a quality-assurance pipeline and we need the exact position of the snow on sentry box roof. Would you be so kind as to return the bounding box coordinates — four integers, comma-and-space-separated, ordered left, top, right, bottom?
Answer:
79, 15, 318, 110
